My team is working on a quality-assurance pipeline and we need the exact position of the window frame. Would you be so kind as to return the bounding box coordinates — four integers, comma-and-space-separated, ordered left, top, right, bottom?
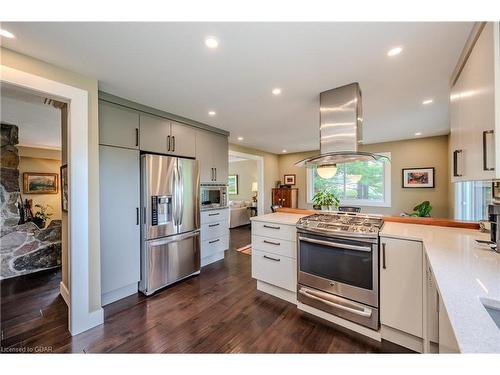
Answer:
306, 152, 392, 208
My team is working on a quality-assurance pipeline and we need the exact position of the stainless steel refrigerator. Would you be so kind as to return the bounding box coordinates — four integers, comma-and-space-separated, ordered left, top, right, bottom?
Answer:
139, 154, 200, 296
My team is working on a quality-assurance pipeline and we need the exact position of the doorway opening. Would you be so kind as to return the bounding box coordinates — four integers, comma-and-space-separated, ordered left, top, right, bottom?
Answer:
1, 84, 69, 343
227, 150, 264, 229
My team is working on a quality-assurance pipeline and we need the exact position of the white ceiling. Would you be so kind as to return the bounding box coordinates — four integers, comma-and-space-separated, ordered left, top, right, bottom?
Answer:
1, 85, 62, 149
1, 22, 472, 153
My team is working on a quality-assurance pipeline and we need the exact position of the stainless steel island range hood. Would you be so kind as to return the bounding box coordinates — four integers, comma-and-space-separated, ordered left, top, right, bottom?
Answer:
295, 83, 389, 178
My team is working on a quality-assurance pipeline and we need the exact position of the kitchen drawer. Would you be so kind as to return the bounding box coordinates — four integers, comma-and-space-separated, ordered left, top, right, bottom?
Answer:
252, 249, 296, 292
201, 208, 229, 224
201, 235, 229, 259
252, 234, 296, 259
201, 221, 229, 241
252, 221, 296, 241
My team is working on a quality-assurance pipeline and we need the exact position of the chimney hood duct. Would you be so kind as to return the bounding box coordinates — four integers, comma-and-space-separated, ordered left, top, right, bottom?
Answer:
295, 83, 389, 170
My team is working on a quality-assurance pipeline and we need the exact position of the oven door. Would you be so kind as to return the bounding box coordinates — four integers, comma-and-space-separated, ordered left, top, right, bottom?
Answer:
297, 231, 378, 307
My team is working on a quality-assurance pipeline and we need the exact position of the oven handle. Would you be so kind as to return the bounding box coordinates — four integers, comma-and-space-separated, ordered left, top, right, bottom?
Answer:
299, 288, 372, 318
298, 236, 372, 252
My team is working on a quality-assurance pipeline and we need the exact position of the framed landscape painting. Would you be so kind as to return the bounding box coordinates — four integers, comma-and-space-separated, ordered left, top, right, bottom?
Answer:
228, 174, 239, 195
402, 167, 435, 188
23, 172, 58, 194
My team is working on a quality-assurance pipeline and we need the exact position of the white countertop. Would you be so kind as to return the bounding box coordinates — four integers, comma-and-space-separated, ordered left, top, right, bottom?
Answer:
381, 222, 500, 353
250, 212, 307, 225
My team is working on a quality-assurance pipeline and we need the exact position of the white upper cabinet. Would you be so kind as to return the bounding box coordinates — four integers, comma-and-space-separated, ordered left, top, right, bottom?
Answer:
170, 121, 196, 158
99, 100, 140, 149
450, 22, 500, 182
140, 115, 195, 157
139, 114, 171, 154
195, 129, 228, 184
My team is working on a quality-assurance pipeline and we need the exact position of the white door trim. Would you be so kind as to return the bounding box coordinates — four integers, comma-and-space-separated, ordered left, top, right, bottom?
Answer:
1, 65, 104, 335
228, 150, 265, 215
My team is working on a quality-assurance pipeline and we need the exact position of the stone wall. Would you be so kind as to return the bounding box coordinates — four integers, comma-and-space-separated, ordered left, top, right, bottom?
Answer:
1, 123, 61, 279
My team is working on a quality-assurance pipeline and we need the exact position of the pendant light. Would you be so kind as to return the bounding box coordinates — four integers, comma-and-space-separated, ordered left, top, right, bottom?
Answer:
316, 165, 337, 179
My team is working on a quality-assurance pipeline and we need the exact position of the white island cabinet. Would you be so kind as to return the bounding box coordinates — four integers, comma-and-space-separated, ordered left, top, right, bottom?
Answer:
250, 213, 306, 304
379, 236, 424, 352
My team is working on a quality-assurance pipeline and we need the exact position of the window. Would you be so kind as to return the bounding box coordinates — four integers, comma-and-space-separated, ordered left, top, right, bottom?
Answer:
455, 181, 491, 221
307, 153, 391, 207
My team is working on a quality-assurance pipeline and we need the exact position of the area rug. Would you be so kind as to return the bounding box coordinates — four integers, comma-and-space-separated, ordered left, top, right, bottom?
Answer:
236, 244, 252, 255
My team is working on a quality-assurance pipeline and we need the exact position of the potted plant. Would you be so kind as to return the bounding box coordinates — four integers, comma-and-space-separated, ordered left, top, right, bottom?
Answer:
33, 204, 53, 228
312, 188, 340, 211
409, 201, 432, 217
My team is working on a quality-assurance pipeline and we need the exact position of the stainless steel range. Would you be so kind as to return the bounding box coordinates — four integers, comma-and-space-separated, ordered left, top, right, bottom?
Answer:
296, 212, 384, 330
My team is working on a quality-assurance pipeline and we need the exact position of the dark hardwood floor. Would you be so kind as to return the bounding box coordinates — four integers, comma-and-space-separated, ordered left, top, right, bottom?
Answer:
1, 224, 411, 353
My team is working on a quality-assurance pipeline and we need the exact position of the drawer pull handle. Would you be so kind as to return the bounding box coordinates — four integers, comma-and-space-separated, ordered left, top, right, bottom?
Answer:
209, 213, 220, 216
209, 223, 220, 227
263, 240, 280, 246
263, 255, 280, 262
382, 243, 387, 269
263, 224, 280, 230
209, 239, 220, 244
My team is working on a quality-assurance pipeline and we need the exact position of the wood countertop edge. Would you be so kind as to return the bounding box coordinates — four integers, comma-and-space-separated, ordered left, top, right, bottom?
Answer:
275, 207, 480, 230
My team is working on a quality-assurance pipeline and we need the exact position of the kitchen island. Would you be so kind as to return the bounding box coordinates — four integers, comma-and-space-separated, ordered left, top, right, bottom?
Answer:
250, 212, 500, 353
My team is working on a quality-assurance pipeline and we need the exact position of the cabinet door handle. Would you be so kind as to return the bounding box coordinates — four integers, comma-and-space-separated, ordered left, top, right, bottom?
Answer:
263, 255, 280, 262
209, 239, 220, 244
214, 167, 217, 181
483, 130, 495, 171
208, 223, 220, 227
136, 207, 139, 225
263, 224, 280, 230
172, 136, 175, 152
135, 128, 139, 147
208, 212, 220, 217
167, 135, 171, 151
382, 243, 386, 269
263, 240, 280, 246
453, 149, 463, 177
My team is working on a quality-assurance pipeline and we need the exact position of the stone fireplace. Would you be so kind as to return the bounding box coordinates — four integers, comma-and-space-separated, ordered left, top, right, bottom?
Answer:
1, 123, 62, 279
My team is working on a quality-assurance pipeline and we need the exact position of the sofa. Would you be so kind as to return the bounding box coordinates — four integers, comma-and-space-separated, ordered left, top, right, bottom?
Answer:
229, 200, 252, 228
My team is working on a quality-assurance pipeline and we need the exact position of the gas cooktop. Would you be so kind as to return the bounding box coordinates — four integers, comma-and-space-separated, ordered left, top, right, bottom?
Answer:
296, 212, 384, 238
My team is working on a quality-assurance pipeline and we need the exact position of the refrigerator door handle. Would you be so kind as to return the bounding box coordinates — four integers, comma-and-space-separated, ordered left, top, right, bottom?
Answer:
178, 162, 184, 226
172, 162, 179, 226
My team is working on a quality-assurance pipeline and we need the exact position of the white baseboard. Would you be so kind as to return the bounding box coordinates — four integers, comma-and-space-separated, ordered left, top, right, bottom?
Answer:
101, 282, 138, 306
297, 301, 382, 342
256, 280, 297, 305
201, 251, 225, 267
59, 281, 70, 306
381, 324, 424, 353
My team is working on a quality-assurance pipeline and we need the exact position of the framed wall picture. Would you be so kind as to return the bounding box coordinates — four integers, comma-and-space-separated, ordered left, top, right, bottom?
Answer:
23, 172, 58, 194
228, 174, 239, 195
283, 174, 296, 185
402, 167, 435, 188
60, 165, 68, 212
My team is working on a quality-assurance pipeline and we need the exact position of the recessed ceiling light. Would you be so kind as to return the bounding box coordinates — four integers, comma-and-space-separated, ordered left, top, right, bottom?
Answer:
0, 28, 15, 39
272, 88, 282, 95
422, 99, 433, 105
387, 47, 403, 57
282, 149, 287, 153
415, 132, 422, 136
205, 36, 219, 49
208, 111, 216, 116
237, 136, 244, 141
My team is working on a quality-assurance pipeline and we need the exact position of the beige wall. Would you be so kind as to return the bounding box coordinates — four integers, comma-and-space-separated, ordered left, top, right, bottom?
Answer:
229, 159, 258, 202
229, 143, 279, 213
1, 47, 101, 311
278, 135, 452, 218
18, 147, 62, 223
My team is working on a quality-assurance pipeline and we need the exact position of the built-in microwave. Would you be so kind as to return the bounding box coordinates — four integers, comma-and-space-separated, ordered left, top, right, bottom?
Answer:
200, 184, 228, 211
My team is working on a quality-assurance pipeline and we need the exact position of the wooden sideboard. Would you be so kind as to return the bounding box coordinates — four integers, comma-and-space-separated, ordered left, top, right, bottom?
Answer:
272, 188, 298, 208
